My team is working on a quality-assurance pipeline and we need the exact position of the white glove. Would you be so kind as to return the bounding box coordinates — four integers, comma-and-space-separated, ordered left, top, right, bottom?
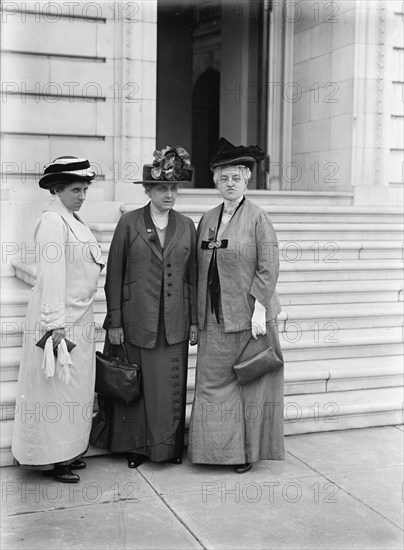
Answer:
41, 337, 72, 384
56, 339, 72, 384
251, 300, 266, 339
41, 336, 56, 379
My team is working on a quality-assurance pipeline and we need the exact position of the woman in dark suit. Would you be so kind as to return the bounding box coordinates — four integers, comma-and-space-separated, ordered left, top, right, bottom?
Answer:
91, 147, 198, 468
188, 138, 284, 474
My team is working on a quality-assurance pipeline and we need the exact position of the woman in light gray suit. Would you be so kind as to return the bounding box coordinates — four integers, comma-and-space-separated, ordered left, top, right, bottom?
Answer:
188, 138, 284, 474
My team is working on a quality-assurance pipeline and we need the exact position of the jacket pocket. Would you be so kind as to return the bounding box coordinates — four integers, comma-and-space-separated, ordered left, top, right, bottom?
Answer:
122, 280, 138, 302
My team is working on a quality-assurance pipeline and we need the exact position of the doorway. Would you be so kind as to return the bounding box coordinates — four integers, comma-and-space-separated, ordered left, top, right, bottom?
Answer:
192, 68, 220, 188
156, 0, 268, 188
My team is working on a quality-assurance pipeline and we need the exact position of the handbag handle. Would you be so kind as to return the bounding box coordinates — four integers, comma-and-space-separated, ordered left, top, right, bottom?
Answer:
108, 342, 130, 363
239, 333, 271, 357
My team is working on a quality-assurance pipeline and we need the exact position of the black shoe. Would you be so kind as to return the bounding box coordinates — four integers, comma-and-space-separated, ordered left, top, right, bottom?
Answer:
168, 457, 182, 465
53, 466, 80, 483
234, 463, 252, 474
126, 454, 145, 469
70, 459, 86, 470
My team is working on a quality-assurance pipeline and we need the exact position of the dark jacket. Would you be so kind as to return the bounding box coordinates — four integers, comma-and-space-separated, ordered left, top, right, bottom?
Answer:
103, 203, 197, 348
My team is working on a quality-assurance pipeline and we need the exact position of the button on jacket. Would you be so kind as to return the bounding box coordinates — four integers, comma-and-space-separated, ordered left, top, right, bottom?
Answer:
103, 204, 197, 349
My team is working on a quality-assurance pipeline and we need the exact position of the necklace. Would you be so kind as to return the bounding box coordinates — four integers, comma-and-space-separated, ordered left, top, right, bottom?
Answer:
151, 211, 168, 230
223, 197, 242, 216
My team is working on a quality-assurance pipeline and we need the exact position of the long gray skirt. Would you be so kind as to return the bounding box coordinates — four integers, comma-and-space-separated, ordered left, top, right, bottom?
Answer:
90, 316, 188, 462
188, 305, 285, 465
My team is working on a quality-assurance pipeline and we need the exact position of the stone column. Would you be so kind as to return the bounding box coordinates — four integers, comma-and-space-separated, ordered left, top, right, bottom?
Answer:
112, 1, 157, 205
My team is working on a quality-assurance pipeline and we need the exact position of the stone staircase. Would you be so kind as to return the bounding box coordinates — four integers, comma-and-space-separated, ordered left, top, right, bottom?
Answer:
1, 190, 403, 465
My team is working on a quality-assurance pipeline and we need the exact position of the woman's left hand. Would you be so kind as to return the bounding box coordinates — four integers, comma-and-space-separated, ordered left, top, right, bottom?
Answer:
189, 325, 198, 346
251, 300, 266, 340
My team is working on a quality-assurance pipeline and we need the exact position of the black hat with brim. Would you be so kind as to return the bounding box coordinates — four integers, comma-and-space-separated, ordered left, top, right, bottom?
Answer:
39, 157, 95, 189
209, 137, 265, 171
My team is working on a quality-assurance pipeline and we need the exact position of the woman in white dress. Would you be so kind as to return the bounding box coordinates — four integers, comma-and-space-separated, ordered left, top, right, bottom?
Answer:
11, 156, 104, 483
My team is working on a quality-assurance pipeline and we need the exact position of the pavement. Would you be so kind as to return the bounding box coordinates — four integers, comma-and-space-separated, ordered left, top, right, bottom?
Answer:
1, 426, 403, 550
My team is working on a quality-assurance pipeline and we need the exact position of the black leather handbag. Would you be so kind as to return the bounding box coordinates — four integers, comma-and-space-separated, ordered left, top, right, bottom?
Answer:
234, 334, 283, 386
95, 343, 141, 405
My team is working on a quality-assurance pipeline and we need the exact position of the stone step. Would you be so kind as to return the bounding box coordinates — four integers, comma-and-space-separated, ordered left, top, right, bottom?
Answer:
184, 386, 404, 438
279, 335, 403, 362
124, 189, 354, 208
272, 224, 403, 241
278, 280, 402, 305
2, 310, 402, 350
89, 221, 404, 242
0, 278, 107, 317
185, 329, 404, 362
185, 355, 403, 397
4, 299, 402, 335
13, 255, 404, 285
2, 274, 401, 323
0, 263, 402, 320
3, 343, 401, 391
3, 356, 402, 423
281, 387, 404, 435
0, 347, 20, 383
280, 302, 403, 330
2, 293, 402, 345
2, 317, 402, 365
238, 351, 392, 395
3, 284, 401, 334
92, 260, 404, 284
121, 202, 404, 224
279, 260, 404, 282
9, 261, 404, 304
185, 344, 404, 373
192, 330, 403, 362
1, 386, 402, 466
3, 354, 402, 419
96, 239, 404, 262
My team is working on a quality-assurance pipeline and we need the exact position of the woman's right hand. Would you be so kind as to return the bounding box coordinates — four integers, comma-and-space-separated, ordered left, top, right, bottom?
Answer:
109, 327, 124, 345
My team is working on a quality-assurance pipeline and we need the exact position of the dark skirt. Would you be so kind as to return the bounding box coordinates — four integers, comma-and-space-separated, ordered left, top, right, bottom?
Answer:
90, 318, 189, 462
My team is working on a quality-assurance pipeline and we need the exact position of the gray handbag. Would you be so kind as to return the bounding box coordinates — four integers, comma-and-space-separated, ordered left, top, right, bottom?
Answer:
233, 334, 283, 386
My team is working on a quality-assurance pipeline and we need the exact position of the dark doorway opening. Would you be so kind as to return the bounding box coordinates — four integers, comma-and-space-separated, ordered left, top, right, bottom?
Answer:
156, 0, 268, 188
192, 69, 220, 188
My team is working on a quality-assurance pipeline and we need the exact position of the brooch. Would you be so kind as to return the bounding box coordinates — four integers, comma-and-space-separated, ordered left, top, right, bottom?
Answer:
201, 239, 228, 250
